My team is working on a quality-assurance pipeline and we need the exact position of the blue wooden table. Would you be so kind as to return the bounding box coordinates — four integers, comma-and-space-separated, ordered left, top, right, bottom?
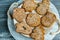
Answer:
0, 0, 18, 40
51, 0, 60, 16
0, 0, 60, 40
51, 0, 60, 40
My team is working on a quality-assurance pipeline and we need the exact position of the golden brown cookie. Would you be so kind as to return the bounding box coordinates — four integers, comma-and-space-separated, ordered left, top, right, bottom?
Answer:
13, 8, 27, 22
23, 0, 37, 12
30, 25, 45, 40
26, 13, 40, 27
41, 11, 56, 27
36, 0, 50, 15
16, 22, 33, 35
42, 0, 50, 5
36, 3, 49, 15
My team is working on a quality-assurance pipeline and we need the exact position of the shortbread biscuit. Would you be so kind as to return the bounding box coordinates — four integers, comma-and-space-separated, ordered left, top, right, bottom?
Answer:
13, 8, 26, 22
16, 22, 33, 35
36, 3, 49, 15
26, 13, 40, 27
23, 0, 37, 12
42, 0, 50, 5
41, 11, 56, 27
30, 25, 45, 40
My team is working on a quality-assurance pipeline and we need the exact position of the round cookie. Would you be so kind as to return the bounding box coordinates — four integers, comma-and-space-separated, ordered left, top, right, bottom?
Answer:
13, 8, 26, 22
26, 13, 40, 27
30, 25, 45, 40
41, 11, 56, 27
23, 0, 37, 12
16, 22, 33, 35
36, 3, 49, 15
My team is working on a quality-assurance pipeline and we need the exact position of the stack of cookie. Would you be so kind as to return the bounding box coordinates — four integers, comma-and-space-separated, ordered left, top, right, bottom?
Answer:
13, 0, 57, 40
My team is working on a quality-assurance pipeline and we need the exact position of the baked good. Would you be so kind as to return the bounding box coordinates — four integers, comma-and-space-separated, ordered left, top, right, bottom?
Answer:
41, 11, 56, 27
23, 0, 37, 12
36, 0, 50, 15
36, 3, 49, 15
16, 22, 33, 35
13, 8, 26, 22
30, 25, 45, 40
26, 13, 40, 27
42, 0, 50, 5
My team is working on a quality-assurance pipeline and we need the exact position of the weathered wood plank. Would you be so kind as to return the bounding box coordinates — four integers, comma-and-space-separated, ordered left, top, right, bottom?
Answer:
51, 0, 60, 15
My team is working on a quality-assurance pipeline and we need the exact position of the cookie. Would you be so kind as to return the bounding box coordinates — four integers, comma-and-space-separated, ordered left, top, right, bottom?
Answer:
41, 11, 56, 27
42, 0, 50, 5
30, 25, 45, 40
16, 22, 33, 35
23, 0, 37, 12
26, 13, 40, 27
36, 3, 49, 15
13, 8, 26, 22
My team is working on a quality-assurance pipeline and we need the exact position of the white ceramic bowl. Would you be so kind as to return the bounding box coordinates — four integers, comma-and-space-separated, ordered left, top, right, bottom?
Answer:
7, 0, 60, 40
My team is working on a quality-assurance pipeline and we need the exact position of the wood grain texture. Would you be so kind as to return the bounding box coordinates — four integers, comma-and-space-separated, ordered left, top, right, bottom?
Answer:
0, 0, 18, 40
51, 0, 60, 16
